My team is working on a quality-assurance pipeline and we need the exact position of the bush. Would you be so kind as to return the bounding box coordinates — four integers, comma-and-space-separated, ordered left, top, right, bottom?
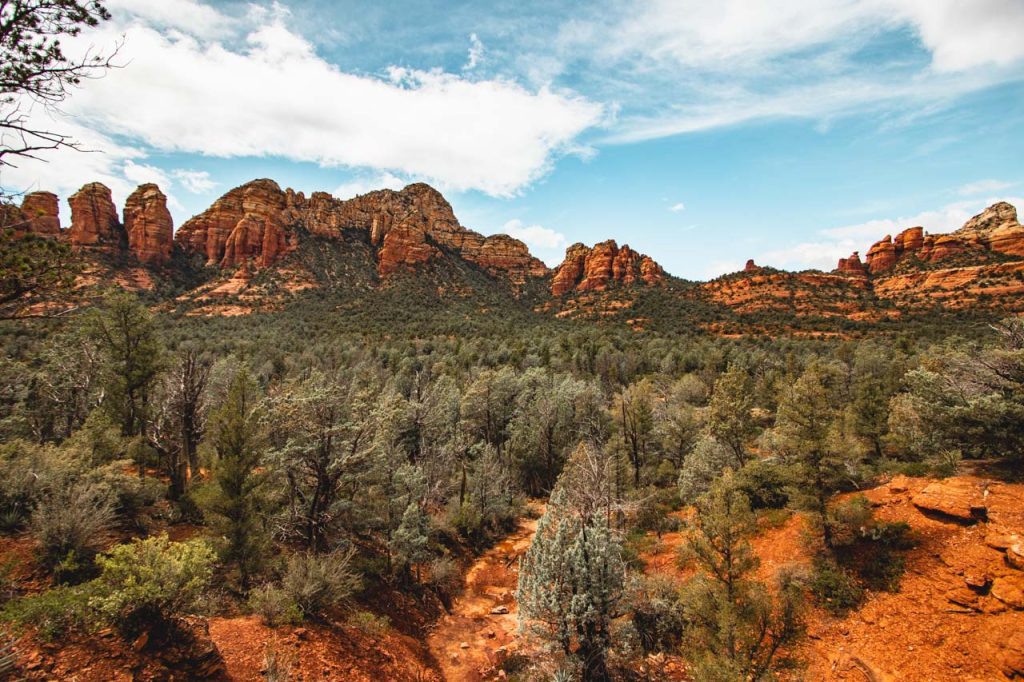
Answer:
1, 584, 90, 640
30, 478, 116, 579
90, 534, 215, 632
280, 548, 360, 620
348, 610, 390, 635
248, 584, 302, 627
809, 559, 864, 614
734, 458, 791, 509
628, 575, 685, 653
428, 556, 461, 599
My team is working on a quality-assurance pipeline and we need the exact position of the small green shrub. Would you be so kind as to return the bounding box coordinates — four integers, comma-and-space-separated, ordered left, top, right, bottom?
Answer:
735, 459, 791, 509
279, 548, 360, 620
348, 610, 390, 636
90, 534, 216, 632
1, 584, 90, 640
30, 479, 116, 579
248, 584, 302, 627
809, 559, 864, 614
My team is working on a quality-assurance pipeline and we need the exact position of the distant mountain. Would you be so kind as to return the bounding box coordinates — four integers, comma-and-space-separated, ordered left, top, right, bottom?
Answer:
7, 179, 1023, 332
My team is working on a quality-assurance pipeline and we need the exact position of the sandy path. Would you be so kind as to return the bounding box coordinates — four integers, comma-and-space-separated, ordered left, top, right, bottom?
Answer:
426, 505, 542, 681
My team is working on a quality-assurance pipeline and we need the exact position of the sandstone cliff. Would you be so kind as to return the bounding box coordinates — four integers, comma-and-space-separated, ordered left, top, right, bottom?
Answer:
68, 182, 124, 251
124, 184, 174, 265
19, 192, 61, 237
175, 180, 547, 282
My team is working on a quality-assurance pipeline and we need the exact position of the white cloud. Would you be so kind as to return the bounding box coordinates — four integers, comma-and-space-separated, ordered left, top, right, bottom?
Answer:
668, 202, 685, 212
565, 0, 1024, 143
35, 11, 602, 198
333, 172, 408, 199
464, 33, 485, 71
499, 219, 567, 264
172, 169, 217, 194
958, 179, 1015, 196
104, 0, 235, 38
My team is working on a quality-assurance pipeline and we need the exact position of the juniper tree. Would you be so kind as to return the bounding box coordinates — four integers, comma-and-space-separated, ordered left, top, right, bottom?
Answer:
269, 369, 377, 552
772, 362, 854, 549
517, 446, 627, 681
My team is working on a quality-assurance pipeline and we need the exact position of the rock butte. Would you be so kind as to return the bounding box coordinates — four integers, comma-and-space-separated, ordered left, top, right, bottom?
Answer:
174, 180, 549, 281
551, 240, 664, 296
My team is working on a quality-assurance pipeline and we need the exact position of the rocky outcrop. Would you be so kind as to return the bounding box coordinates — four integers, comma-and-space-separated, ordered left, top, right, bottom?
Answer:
744, 259, 759, 272
864, 205, 1024, 275
68, 182, 124, 251
176, 179, 547, 281
123, 184, 173, 265
551, 240, 664, 296
957, 201, 1024, 257
19, 191, 61, 237
837, 252, 867, 276
377, 223, 440, 276
175, 179, 291, 268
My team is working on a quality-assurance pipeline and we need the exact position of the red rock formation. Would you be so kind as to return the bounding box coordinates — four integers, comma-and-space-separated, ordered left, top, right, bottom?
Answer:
178, 179, 547, 281
123, 184, 173, 265
895, 226, 924, 253
377, 223, 439, 276
837, 252, 866, 276
958, 202, 1024, 257
865, 235, 897, 274
175, 179, 291, 268
19, 191, 60, 237
550, 240, 664, 296
744, 259, 759, 272
68, 182, 124, 250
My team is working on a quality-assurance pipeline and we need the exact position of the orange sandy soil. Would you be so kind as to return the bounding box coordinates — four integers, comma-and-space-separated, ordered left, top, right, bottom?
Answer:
425, 504, 542, 682
208, 614, 437, 681
636, 474, 1024, 681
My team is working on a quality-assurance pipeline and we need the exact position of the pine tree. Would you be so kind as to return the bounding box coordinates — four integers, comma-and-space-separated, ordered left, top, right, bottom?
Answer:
706, 364, 758, 467
680, 471, 803, 680
390, 502, 431, 581
205, 369, 268, 591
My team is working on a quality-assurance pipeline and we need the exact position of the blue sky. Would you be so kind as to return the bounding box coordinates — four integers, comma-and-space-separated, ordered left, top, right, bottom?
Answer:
3, 0, 1024, 278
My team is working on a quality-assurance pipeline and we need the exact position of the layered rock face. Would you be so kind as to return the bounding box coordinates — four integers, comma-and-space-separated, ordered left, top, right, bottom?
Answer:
19, 191, 61, 237
957, 201, 1024, 257
551, 240, 664, 296
68, 182, 124, 250
862, 204, 1024, 275
175, 180, 548, 282
176, 179, 289, 268
123, 184, 173, 265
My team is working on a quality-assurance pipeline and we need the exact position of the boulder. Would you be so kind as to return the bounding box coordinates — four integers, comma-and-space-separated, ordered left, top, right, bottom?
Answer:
1007, 543, 1024, 571
123, 183, 173, 265
911, 479, 988, 523
991, 575, 1024, 610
